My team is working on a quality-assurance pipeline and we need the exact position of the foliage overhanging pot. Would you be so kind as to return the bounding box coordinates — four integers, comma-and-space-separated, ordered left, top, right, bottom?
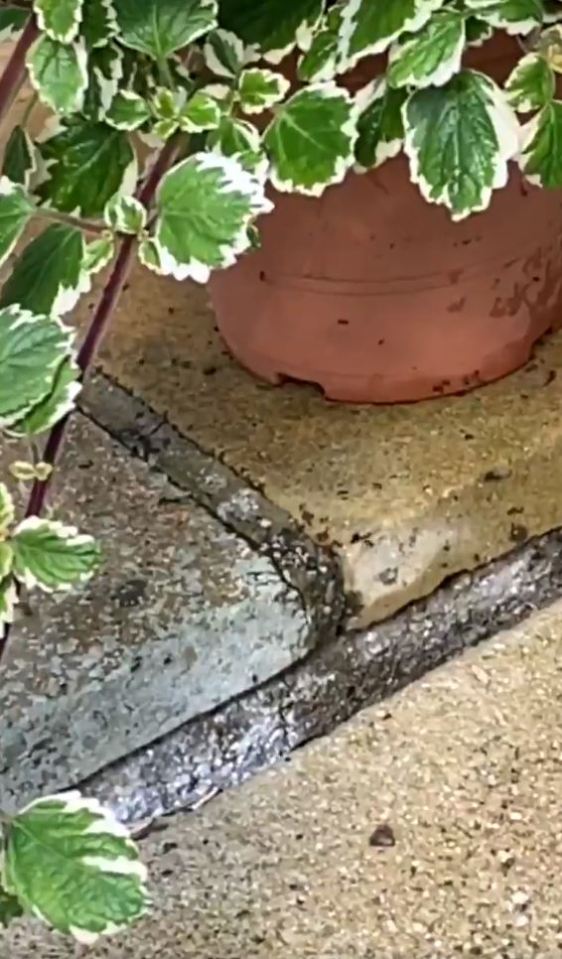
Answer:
210, 3, 562, 403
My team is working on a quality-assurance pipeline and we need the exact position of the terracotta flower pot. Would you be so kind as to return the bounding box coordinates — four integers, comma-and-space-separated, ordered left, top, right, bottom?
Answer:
209, 36, 562, 403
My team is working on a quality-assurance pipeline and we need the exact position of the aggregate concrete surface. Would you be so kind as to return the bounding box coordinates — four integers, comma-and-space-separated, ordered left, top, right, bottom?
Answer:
8, 602, 562, 958
0, 414, 311, 809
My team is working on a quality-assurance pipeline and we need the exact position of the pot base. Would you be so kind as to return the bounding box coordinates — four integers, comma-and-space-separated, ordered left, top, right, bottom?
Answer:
210, 159, 562, 405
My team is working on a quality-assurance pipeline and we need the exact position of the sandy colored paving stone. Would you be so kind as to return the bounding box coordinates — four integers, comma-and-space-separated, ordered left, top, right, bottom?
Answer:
8, 601, 562, 958
80, 265, 562, 625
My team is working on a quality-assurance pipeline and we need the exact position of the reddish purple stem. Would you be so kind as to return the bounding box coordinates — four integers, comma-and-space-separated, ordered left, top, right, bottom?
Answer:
25, 136, 181, 518
0, 16, 39, 128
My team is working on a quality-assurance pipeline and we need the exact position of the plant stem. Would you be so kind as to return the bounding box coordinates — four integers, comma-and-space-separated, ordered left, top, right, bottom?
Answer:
0, 137, 181, 665
0, 16, 38, 131
24, 135, 182, 520
35, 206, 107, 236
158, 56, 175, 90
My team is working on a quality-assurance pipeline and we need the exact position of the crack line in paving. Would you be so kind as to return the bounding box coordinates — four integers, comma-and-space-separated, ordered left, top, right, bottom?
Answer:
71, 374, 562, 824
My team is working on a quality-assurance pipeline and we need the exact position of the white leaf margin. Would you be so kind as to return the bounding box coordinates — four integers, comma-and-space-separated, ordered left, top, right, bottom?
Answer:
34, 0, 84, 44
238, 68, 291, 114
104, 194, 146, 234
91, 42, 124, 115
203, 28, 246, 78
153, 151, 273, 284
338, 0, 446, 71
87, 0, 118, 49
0, 482, 15, 531
505, 52, 554, 113
27, 37, 89, 116
266, 82, 359, 197
354, 78, 404, 173
11, 516, 98, 592
0, 306, 74, 428
13, 790, 148, 946
464, 0, 541, 36
403, 71, 521, 221
387, 12, 466, 90
0, 578, 17, 637
7, 360, 82, 438
0, 176, 35, 268
33, 115, 138, 219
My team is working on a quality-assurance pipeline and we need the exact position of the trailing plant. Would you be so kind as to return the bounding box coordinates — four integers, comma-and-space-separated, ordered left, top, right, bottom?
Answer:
1, 0, 562, 942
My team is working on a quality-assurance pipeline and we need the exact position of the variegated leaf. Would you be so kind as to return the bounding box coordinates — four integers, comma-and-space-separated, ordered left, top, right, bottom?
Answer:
12, 518, 100, 591
403, 69, 520, 219
27, 36, 89, 115
264, 83, 357, 195
3, 792, 147, 943
153, 152, 272, 283
34, 0, 83, 43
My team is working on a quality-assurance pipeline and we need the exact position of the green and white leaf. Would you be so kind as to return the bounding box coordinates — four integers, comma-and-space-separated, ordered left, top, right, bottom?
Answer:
82, 0, 118, 48
104, 194, 146, 233
28, 36, 88, 115
2, 127, 36, 188
151, 86, 187, 121
0, 884, 23, 928
84, 42, 124, 117
465, 16, 494, 45
106, 90, 150, 130
36, 118, 137, 217
0, 8, 29, 43
179, 90, 223, 132
403, 69, 520, 220
464, 0, 543, 35
387, 9, 466, 89
152, 118, 178, 141
264, 83, 357, 195
0, 577, 17, 638
1, 225, 89, 317
0, 306, 74, 427
0, 483, 14, 532
219, 0, 324, 63
9, 358, 81, 437
520, 100, 562, 187
0, 178, 35, 269
153, 152, 273, 283
83, 233, 114, 273
298, 3, 344, 82
208, 115, 268, 175
34, 0, 83, 43
204, 28, 245, 78
338, 0, 446, 70
114, 0, 218, 59
238, 68, 290, 114
12, 517, 100, 591
506, 53, 555, 112
3, 792, 147, 943
138, 237, 165, 274
355, 79, 406, 170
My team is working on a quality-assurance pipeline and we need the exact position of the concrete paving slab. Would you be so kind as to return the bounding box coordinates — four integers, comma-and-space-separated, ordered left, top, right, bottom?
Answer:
89, 269, 562, 626
8, 601, 562, 958
0, 414, 312, 810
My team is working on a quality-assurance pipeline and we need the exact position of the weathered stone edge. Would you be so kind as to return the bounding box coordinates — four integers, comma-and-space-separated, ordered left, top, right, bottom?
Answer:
80, 372, 347, 649
85, 525, 562, 823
